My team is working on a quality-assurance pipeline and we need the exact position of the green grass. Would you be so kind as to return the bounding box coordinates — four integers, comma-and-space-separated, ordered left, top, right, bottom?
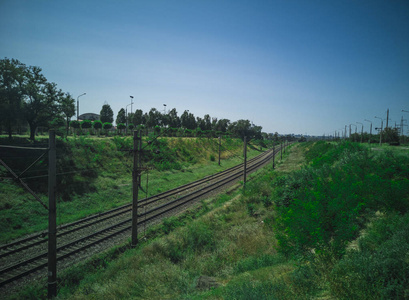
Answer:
7, 141, 407, 299
0, 135, 263, 243
4, 141, 304, 300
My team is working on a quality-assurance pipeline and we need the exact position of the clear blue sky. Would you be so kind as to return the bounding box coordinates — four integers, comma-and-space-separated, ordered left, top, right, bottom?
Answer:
1, 0, 408, 135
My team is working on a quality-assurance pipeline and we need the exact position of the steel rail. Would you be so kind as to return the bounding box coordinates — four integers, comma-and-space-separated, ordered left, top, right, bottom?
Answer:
0, 147, 273, 257
0, 144, 287, 287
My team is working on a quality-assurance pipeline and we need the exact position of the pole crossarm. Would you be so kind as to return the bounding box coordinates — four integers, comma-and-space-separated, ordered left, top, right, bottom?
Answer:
0, 145, 48, 150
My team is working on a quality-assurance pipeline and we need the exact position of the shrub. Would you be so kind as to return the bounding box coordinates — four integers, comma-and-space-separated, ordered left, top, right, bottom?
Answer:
70, 120, 80, 135
330, 213, 409, 299
103, 122, 112, 136
117, 123, 126, 135
92, 120, 103, 136
81, 120, 92, 135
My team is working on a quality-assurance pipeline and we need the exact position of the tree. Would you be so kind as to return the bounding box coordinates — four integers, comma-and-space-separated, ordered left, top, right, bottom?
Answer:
60, 93, 75, 137
0, 58, 26, 139
196, 116, 205, 130
70, 120, 80, 136
383, 127, 400, 144
24, 67, 63, 141
132, 109, 144, 126
181, 110, 196, 130
117, 123, 126, 135
100, 104, 113, 123
146, 108, 160, 128
116, 108, 126, 125
203, 114, 212, 131
50, 117, 65, 137
168, 108, 180, 128
214, 118, 230, 133
181, 110, 189, 128
81, 119, 92, 134
93, 120, 103, 136
228, 119, 262, 140
103, 122, 112, 136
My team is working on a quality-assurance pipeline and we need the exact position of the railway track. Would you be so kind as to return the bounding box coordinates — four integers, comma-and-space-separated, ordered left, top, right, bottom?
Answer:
0, 144, 285, 289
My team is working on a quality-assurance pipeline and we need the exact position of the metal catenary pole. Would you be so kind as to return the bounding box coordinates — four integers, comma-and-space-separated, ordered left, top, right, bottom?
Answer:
218, 136, 221, 166
280, 140, 283, 160
48, 130, 57, 299
243, 136, 247, 188
272, 142, 275, 169
131, 130, 141, 247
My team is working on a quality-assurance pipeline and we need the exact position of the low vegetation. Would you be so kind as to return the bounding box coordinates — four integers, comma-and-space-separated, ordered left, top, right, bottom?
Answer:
0, 135, 265, 243
4, 141, 409, 299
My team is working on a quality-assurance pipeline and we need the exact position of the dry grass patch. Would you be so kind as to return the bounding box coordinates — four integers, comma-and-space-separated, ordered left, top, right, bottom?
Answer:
276, 143, 306, 173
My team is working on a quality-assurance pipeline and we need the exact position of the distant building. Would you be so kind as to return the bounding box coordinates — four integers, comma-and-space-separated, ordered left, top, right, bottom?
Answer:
79, 113, 100, 121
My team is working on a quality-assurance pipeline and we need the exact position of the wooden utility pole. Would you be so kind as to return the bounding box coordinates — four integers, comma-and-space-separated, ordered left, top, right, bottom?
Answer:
218, 136, 221, 166
243, 136, 247, 187
48, 130, 57, 299
386, 108, 389, 129
131, 130, 141, 248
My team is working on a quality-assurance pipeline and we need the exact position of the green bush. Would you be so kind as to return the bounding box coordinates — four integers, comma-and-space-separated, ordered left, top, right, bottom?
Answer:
185, 221, 215, 253
330, 213, 409, 299
273, 142, 409, 258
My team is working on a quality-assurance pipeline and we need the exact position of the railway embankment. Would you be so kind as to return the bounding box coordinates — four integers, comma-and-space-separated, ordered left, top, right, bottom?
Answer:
0, 135, 265, 244
4, 141, 409, 299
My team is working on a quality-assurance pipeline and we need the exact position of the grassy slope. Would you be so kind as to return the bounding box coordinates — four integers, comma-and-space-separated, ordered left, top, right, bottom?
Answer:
7, 142, 408, 299
0, 135, 263, 244
6, 142, 301, 300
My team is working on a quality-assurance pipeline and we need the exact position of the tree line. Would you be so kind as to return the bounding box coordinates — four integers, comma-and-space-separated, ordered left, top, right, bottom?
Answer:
1, 58, 291, 142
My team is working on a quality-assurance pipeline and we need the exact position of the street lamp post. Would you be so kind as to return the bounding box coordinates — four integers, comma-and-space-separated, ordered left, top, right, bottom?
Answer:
77, 93, 86, 121
126, 103, 133, 135
375, 116, 383, 146
130, 96, 134, 115
357, 122, 363, 143
364, 119, 372, 143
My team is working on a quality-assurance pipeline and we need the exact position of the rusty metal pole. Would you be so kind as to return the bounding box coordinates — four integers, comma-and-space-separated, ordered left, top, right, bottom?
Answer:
48, 130, 57, 299
131, 130, 140, 248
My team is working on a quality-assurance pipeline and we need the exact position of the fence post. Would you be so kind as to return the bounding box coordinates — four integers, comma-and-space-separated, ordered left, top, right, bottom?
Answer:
48, 130, 57, 299
131, 130, 140, 247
